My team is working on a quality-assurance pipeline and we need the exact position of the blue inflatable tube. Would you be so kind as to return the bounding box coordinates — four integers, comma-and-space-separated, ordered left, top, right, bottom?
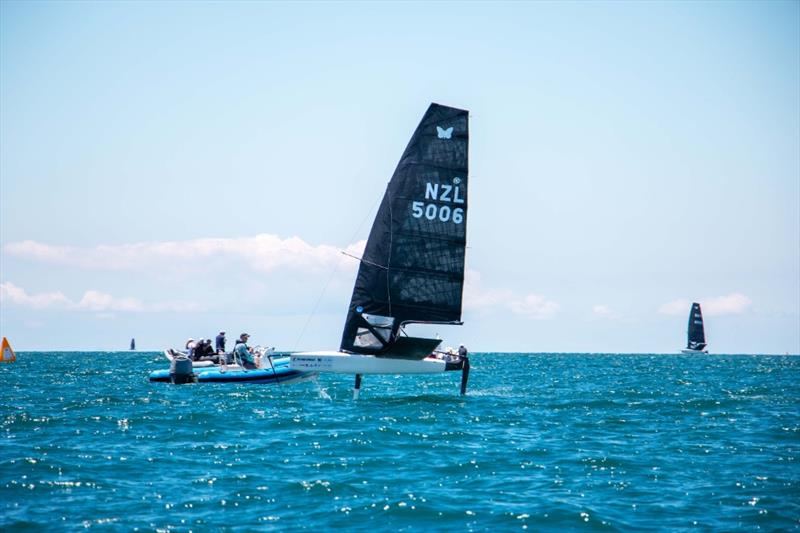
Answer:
149, 357, 316, 385
197, 366, 313, 384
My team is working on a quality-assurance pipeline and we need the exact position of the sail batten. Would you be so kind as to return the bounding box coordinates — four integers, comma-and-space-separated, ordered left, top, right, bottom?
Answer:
340, 103, 469, 355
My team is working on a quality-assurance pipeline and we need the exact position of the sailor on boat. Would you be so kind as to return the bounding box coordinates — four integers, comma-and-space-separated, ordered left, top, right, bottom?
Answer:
193, 339, 216, 361
215, 331, 226, 354
195, 338, 208, 359
185, 338, 197, 358
233, 333, 258, 369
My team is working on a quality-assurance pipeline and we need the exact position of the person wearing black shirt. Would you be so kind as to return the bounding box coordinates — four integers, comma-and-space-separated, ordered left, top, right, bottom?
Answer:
215, 331, 226, 354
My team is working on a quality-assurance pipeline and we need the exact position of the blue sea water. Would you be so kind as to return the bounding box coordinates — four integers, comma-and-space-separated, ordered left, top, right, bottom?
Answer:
1, 352, 798, 531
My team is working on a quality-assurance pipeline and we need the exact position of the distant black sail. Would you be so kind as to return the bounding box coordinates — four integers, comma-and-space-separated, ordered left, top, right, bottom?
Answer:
686, 302, 706, 351
340, 103, 469, 356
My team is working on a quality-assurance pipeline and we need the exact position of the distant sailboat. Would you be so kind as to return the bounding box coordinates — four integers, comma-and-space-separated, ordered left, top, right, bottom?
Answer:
130, 338, 136, 351
290, 103, 471, 397
681, 302, 709, 354
1, 337, 16, 363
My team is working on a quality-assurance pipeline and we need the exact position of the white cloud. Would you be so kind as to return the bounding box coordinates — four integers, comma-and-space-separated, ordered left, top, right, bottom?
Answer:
463, 270, 508, 310
0, 282, 71, 310
0, 281, 197, 313
76, 290, 144, 312
658, 299, 690, 316
3, 241, 72, 264
4, 239, 560, 319
509, 293, 560, 319
703, 293, 752, 316
4, 235, 366, 276
464, 269, 559, 319
658, 293, 752, 316
150, 301, 204, 313
592, 304, 618, 319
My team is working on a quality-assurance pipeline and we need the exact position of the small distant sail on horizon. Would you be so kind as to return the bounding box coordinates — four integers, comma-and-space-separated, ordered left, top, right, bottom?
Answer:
1, 337, 16, 363
130, 338, 136, 351
681, 302, 708, 354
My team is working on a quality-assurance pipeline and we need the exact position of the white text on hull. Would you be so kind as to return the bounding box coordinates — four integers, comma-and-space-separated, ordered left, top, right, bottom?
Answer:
290, 351, 447, 374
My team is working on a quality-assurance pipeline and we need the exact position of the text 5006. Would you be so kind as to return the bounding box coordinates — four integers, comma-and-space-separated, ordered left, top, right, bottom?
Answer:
410, 182, 465, 224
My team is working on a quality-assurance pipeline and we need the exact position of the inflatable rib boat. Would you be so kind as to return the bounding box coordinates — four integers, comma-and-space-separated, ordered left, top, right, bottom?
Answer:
149, 354, 317, 385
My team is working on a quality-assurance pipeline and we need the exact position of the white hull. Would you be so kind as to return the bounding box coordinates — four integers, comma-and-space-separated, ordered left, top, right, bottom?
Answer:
290, 351, 447, 374
681, 348, 709, 354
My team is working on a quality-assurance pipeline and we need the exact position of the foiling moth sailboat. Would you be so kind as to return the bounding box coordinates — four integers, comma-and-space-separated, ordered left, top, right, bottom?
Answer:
681, 302, 709, 354
290, 103, 471, 397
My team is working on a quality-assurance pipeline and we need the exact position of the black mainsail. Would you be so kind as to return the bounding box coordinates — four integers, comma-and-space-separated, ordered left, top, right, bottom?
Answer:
340, 103, 469, 359
686, 302, 707, 351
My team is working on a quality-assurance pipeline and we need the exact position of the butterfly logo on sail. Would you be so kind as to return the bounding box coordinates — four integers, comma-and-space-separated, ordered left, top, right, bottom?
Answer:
436, 126, 453, 139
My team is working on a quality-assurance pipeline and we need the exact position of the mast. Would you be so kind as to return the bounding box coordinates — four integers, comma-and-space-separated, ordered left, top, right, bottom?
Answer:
339, 103, 469, 359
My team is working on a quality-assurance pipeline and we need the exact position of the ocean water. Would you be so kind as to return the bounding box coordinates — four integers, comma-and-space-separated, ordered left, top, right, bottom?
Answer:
1, 352, 798, 531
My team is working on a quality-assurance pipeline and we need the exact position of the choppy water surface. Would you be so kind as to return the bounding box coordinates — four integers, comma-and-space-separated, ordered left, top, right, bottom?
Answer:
1, 352, 798, 531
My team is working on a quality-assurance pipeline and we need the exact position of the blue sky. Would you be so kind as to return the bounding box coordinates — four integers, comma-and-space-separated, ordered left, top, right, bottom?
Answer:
1, 1, 798, 353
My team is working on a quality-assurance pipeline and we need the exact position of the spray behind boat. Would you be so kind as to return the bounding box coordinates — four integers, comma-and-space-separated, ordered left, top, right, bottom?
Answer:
169, 354, 197, 384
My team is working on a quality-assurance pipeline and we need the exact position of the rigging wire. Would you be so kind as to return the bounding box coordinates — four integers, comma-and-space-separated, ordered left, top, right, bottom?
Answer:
292, 189, 384, 351
340, 250, 386, 270
291, 252, 346, 351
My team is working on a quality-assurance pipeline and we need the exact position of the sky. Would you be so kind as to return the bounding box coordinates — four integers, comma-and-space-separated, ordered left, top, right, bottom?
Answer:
1, 1, 798, 353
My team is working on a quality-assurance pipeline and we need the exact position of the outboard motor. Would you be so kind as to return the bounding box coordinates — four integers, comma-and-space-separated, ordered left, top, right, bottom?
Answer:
169, 355, 196, 384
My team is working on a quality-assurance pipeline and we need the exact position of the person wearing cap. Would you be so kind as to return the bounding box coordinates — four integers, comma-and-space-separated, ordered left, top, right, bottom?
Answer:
195, 338, 214, 360
215, 331, 226, 354
193, 338, 207, 361
458, 343, 468, 358
233, 333, 256, 369
185, 338, 197, 359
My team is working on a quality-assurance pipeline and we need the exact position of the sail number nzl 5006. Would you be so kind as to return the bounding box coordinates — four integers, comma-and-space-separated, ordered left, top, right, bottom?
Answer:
411, 182, 465, 224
